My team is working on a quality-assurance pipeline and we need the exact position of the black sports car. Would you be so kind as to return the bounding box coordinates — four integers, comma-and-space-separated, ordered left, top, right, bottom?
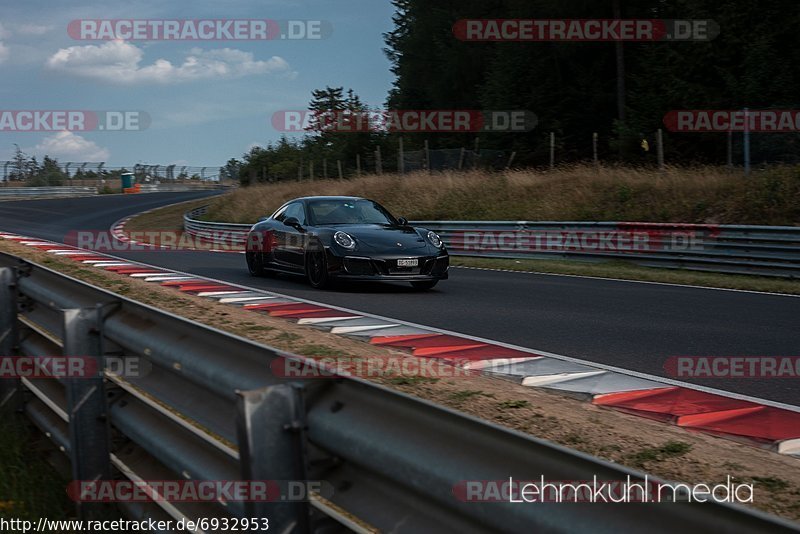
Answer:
245, 196, 449, 289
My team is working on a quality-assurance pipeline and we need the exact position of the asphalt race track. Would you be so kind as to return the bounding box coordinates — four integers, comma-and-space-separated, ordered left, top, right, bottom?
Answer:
1, 193, 798, 405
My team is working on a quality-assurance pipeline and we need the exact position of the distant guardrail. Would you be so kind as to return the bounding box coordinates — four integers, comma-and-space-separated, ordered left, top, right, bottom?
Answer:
138, 183, 230, 193
0, 184, 231, 199
1, 252, 794, 532
183, 207, 800, 278
0, 186, 98, 198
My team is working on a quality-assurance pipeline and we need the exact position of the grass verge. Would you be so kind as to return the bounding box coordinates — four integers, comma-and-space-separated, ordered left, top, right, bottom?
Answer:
0, 409, 73, 521
198, 165, 800, 225
451, 257, 800, 295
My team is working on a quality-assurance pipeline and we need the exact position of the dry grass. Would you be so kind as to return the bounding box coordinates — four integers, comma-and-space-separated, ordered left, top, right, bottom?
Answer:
201, 165, 800, 225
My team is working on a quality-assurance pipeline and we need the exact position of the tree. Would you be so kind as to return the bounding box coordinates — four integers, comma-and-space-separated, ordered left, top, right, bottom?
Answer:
219, 158, 242, 182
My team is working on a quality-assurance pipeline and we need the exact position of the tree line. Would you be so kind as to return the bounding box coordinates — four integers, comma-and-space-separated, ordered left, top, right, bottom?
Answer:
229, 0, 800, 185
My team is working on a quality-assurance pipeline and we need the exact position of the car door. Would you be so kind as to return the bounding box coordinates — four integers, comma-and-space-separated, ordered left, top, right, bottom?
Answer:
274, 201, 307, 270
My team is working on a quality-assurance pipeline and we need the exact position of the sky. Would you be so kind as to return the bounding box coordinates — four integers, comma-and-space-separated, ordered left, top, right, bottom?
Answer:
0, 0, 396, 168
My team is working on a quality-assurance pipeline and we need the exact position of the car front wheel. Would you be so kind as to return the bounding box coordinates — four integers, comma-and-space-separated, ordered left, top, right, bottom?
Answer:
246, 252, 264, 277
306, 250, 330, 289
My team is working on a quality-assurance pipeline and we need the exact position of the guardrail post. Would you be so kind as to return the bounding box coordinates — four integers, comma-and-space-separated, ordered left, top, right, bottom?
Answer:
236, 384, 310, 533
62, 305, 112, 520
0, 267, 21, 410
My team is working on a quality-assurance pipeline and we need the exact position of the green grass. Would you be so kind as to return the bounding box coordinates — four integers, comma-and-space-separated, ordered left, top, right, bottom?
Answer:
387, 376, 440, 386
295, 344, 342, 357
497, 400, 530, 409
449, 390, 491, 402
0, 410, 73, 520
273, 332, 301, 343
627, 441, 692, 467
451, 257, 800, 295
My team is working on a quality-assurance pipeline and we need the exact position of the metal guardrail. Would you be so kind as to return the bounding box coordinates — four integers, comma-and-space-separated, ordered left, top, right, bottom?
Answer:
139, 184, 230, 193
184, 206, 252, 246
0, 186, 98, 199
184, 207, 800, 278
1, 252, 796, 532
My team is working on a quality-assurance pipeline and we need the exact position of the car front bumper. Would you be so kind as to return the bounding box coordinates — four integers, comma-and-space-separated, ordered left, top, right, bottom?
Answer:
327, 252, 449, 281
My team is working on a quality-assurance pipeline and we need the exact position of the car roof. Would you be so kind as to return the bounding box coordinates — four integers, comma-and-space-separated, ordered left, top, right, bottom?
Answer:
295, 196, 366, 202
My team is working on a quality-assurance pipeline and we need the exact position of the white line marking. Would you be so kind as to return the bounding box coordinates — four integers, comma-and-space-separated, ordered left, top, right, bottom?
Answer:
451, 266, 800, 298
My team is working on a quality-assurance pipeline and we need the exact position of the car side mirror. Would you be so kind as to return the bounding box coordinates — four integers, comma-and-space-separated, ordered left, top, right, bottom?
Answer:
284, 217, 303, 230
397, 217, 409, 226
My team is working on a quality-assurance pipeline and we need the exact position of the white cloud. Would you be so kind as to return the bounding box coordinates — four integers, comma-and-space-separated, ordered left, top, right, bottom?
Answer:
0, 42, 8, 64
45, 40, 295, 85
0, 23, 9, 40
34, 131, 110, 161
18, 24, 53, 36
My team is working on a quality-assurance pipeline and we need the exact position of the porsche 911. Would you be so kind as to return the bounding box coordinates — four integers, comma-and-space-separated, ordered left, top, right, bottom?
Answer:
245, 196, 449, 289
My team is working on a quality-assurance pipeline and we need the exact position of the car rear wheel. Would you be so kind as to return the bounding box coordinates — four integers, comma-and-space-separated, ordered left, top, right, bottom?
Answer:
306, 250, 330, 289
246, 252, 264, 277
410, 280, 438, 290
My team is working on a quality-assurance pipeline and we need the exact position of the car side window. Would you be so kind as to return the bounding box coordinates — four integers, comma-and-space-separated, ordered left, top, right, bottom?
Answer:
283, 202, 307, 225
272, 205, 289, 222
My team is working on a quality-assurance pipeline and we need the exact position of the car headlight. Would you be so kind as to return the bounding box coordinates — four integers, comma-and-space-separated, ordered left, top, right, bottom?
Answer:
427, 231, 443, 248
334, 231, 357, 250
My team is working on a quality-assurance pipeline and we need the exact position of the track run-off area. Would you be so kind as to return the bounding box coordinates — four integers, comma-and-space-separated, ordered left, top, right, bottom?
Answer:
0, 192, 798, 406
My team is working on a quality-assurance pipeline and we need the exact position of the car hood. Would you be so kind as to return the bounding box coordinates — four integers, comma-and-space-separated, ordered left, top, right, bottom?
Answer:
326, 224, 430, 252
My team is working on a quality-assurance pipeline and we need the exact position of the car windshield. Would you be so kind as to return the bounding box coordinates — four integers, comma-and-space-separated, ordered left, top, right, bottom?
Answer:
307, 199, 396, 226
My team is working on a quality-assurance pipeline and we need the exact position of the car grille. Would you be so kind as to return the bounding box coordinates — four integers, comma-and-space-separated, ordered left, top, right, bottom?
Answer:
345, 256, 446, 276
423, 256, 449, 276
343, 257, 376, 275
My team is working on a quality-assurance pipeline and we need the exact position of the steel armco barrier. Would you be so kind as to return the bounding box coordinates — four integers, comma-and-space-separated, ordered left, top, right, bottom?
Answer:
1, 252, 798, 533
0, 186, 98, 199
184, 206, 800, 278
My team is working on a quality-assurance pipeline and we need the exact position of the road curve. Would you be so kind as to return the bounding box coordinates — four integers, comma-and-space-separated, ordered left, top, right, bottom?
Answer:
1, 193, 798, 405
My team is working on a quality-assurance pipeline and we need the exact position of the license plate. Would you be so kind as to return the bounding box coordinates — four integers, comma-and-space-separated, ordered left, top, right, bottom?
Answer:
397, 258, 419, 267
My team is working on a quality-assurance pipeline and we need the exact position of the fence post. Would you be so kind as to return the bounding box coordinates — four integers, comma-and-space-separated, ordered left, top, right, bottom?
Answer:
236, 384, 310, 532
309, 162, 314, 181
458, 148, 465, 170
424, 140, 430, 173
727, 131, 733, 169
63, 305, 112, 520
505, 152, 517, 170
549, 132, 555, 170
656, 129, 665, 171
323, 159, 328, 180
592, 133, 599, 167
473, 138, 480, 169
356, 154, 361, 177
398, 138, 405, 174
337, 160, 343, 180
743, 108, 751, 176
375, 147, 382, 175
0, 267, 20, 410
